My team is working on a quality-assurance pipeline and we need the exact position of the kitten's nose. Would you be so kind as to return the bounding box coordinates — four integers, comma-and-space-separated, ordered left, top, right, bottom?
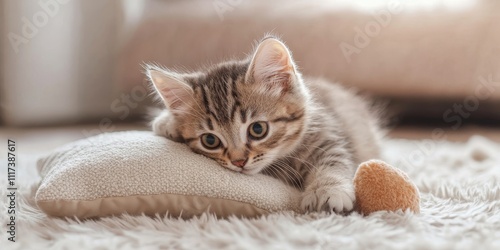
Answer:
231, 158, 248, 168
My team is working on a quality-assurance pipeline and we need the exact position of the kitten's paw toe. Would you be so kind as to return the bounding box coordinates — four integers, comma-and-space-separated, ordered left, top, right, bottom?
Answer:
300, 184, 355, 213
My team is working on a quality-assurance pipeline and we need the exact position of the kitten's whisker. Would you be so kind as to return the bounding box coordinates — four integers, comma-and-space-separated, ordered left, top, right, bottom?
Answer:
276, 159, 303, 182
271, 165, 294, 187
264, 166, 282, 182
258, 154, 303, 188
265, 153, 318, 174
273, 161, 302, 188
268, 167, 282, 181
276, 159, 303, 187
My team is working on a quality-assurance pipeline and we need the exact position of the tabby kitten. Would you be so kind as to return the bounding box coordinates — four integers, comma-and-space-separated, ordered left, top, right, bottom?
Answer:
147, 37, 382, 213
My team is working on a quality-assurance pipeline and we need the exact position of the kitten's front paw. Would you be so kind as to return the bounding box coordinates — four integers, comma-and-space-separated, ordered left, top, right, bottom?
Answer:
301, 183, 355, 213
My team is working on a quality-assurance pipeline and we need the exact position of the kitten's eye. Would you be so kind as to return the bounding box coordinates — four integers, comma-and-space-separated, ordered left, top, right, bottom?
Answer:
201, 133, 221, 149
248, 122, 268, 140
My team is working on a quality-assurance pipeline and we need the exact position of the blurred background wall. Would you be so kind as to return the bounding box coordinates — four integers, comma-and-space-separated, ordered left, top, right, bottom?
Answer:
0, 0, 3, 124
1, 0, 499, 127
1, 0, 122, 125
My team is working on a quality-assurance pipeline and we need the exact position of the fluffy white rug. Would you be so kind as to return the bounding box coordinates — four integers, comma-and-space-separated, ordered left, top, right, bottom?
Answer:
2, 136, 500, 249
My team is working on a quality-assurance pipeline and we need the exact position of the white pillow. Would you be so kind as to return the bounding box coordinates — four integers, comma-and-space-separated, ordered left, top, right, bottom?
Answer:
36, 131, 300, 219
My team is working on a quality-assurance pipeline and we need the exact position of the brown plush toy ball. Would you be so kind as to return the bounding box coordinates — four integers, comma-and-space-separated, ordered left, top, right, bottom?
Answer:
353, 160, 420, 215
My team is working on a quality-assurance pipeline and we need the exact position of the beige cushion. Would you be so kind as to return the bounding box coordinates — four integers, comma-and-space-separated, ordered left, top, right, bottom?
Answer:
36, 131, 300, 219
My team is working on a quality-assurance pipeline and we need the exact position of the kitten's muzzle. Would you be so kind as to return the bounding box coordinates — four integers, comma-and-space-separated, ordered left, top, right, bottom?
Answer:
231, 158, 248, 168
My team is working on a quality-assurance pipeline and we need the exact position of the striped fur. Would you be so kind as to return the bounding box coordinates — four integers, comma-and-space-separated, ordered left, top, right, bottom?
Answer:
147, 37, 383, 213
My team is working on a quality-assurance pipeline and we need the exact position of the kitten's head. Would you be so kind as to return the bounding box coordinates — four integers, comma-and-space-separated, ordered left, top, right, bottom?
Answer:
147, 37, 310, 175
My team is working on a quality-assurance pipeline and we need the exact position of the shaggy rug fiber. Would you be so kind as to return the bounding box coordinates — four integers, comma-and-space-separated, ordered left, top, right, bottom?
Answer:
1, 136, 500, 249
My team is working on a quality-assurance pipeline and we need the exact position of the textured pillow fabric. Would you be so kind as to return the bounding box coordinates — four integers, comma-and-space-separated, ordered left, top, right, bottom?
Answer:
36, 131, 301, 219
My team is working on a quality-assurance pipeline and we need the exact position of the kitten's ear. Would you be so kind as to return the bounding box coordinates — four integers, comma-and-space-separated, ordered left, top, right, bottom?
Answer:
147, 68, 193, 112
246, 38, 297, 95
